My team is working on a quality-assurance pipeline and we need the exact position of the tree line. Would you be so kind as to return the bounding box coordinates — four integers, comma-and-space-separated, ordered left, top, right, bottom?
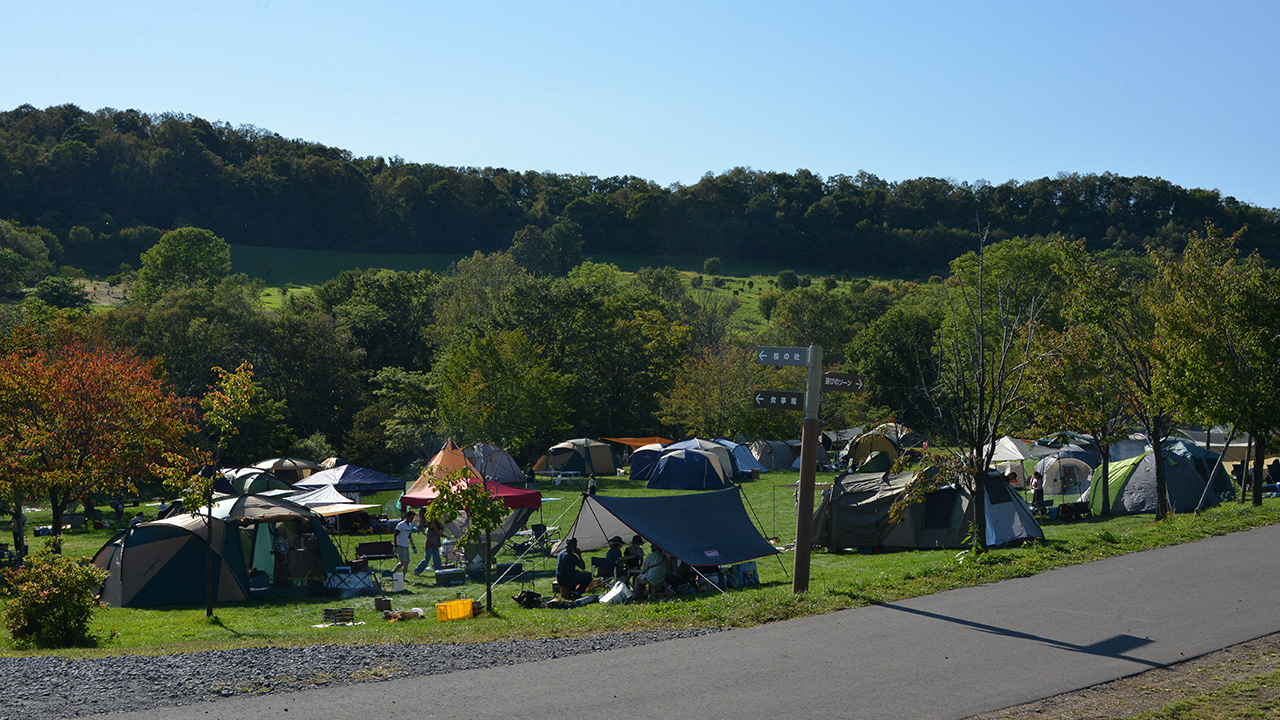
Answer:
2, 103, 1279, 289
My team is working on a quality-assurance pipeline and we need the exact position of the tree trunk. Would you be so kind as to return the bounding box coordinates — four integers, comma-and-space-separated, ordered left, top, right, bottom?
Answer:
1251, 431, 1267, 507
10, 491, 26, 558
484, 529, 493, 613
1096, 434, 1111, 517
48, 490, 65, 543
1154, 442, 1169, 521
972, 470, 987, 553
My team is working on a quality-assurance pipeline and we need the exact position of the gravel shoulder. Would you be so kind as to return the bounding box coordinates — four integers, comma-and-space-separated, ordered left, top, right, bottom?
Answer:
0, 629, 715, 720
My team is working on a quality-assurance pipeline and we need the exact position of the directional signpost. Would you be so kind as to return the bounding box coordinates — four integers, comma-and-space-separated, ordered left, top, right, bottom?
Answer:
822, 371, 866, 393
752, 390, 805, 409
755, 346, 809, 367
754, 344, 823, 593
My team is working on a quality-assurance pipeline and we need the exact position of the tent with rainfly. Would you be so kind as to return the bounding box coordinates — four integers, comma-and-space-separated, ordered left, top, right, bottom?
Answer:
550, 487, 779, 569
1084, 449, 1219, 516
666, 438, 737, 478
647, 448, 731, 490
628, 442, 666, 482
812, 469, 1043, 551
291, 464, 406, 498
715, 439, 766, 476
750, 440, 795, 471
93, 496, 342, 608
534, 438, 619, 476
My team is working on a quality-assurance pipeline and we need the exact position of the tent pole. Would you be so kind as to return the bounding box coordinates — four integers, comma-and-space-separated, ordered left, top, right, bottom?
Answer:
1196, 426, 1235, 513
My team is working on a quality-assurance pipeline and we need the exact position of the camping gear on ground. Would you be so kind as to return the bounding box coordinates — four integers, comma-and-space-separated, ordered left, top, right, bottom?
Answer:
435, 568, 467, 586
550, 487, 780, 569
513, 589, 543, 608
324, 566, 375, 597
534, 438, 620, 476
646, 448, 731, 490
436, 598, 476, 621
600, 580, 634, 605
726, 561, 759, 588
811, 469, 1043, 551
1083, 449, 1219, 516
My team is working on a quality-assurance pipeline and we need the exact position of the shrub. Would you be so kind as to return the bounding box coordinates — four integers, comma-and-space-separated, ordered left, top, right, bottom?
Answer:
703, 257, 723, 275
2, 537, 108, 648
690, 275, 703, 289
777, 269, 798, 291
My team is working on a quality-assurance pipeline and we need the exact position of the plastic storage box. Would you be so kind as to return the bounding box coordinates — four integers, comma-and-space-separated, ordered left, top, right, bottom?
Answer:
436, 598, 474, 622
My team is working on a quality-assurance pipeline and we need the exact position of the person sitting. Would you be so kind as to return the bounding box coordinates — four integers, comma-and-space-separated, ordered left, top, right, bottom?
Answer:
128, 511, 145, 527
623, 534, 645, 570
593, 536, 624, 579
556, 537, 592, 598
634, 542, 671, 600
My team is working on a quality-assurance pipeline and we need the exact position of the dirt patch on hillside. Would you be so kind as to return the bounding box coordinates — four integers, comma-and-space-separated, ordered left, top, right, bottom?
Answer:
76, 279, 127, 306
968, 632, 1280, 719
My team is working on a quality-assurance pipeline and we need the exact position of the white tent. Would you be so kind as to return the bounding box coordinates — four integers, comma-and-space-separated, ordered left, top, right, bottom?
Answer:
463, 441, 525, 485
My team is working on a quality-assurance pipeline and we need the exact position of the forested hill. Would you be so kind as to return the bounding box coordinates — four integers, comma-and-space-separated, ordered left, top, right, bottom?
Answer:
3, 103, 1279, 277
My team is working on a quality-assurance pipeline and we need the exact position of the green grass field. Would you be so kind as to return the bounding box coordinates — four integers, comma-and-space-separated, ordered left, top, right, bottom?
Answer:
5, 473, 1277, 658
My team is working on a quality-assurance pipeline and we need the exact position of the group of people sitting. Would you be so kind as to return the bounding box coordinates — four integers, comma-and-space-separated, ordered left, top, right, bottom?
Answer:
556, 534, 704, 601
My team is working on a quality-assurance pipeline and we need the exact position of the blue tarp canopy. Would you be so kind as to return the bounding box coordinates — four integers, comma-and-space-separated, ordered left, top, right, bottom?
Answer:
550, 488, 779, 567
291, 464, 406, 495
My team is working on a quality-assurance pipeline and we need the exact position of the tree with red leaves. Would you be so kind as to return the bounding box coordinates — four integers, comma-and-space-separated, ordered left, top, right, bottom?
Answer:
0, 321, 195, 548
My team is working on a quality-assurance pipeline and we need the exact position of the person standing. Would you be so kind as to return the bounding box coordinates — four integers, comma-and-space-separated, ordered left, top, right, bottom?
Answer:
392, 510, 417, 576
1030, 471, 1045, 515
414, 517, 445, 575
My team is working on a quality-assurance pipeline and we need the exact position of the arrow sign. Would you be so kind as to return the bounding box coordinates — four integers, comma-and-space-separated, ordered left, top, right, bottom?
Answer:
755, 346, 809, 367
822, 371, 866, 393
753, 390, 806, 409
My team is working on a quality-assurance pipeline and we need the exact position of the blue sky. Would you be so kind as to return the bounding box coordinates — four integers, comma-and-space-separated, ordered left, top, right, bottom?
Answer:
4, 1, 1278, 208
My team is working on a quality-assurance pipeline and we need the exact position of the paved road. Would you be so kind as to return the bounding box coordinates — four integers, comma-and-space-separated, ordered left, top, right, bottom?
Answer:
106, 523, 1280, 720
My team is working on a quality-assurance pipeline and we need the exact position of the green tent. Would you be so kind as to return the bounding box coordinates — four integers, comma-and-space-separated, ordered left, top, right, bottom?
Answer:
1086, 450, 1219, 516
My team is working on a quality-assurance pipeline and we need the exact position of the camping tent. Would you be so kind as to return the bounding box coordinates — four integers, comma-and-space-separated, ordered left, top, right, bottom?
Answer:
535, 438, 619, 476
791, 446, 832, 472
400, 478, 542, 510
647, 449, 731, 490
666, 438, 737, 478
839, 431, 900, 469
251, 457, 322, 484
550, 488, 779, 567
750, 440, 795, 471
1084, 450, 1219, 516
628, 442, 666, 482
857, 450, 893, 473
222, 468, 290, 495
407, 439, 483, 496
714, 439, 766, 476
286, 485, 379, 518
292, 464, 406, 497
1037, 457, 1094, 497
95, 499, 342, 608
1165, 438, 1235, 497
812, 470, 1042, 550
462, 441, 525, 485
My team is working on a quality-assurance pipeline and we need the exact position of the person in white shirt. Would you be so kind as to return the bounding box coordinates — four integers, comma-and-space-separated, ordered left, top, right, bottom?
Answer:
392, 510, 417, 575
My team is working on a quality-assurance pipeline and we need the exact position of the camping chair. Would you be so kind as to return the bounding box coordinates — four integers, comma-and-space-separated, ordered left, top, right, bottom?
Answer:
529, 523, 559, 554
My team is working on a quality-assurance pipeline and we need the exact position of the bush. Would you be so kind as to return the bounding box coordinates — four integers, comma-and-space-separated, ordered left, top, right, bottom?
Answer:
2, 537, 108, 648
777, 269, 798, 291
690, 275, 703, 289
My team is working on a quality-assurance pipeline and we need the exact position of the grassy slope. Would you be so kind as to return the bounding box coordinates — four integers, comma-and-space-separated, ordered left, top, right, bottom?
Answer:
6, 474, 1277, 658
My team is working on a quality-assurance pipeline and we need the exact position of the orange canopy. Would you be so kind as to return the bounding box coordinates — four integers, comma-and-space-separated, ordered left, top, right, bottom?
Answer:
602, 436, 672, 450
